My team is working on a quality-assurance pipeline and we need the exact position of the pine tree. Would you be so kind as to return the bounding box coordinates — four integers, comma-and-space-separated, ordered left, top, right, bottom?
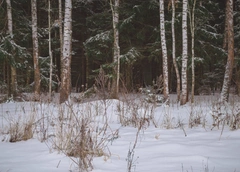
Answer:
235, 0, 240, 95
221, 0, 234, 102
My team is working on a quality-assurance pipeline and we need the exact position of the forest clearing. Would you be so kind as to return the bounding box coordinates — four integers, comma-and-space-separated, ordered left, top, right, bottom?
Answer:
0, 0, 240, 171
0, 93, 240, 172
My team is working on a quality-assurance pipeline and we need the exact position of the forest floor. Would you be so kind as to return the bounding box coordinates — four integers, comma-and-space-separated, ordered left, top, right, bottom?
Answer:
0, 93, 240, 172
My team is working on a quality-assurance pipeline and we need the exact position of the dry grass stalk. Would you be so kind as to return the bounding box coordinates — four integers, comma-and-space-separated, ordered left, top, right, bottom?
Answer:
54, 101, 112, 172
6, 112, 35, 142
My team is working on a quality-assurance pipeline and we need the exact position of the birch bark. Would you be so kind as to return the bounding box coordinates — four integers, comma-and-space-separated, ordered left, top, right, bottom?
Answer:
6, 0, 17, 98
180, 0, 188, 105
190, 0, 196, 103
60, 0, 72, 103
31, 0, 41, 101
48, 0, 53, 97
159, 0, 169, 103
59, 0, 63, 83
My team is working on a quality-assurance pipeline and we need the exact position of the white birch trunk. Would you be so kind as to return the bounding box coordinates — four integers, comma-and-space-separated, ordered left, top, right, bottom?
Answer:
180, 0, 188, 105
59, 0, 63, 81
6, 0, 17, 97
159, 0, 169, 103
221, 0, 234, 103
190, 0, 196, 103
48, 0, 53, 97
60, 0, 72, 103
171, 0, 181, 102
110, 0, 120, 98
31, 0, 41, 101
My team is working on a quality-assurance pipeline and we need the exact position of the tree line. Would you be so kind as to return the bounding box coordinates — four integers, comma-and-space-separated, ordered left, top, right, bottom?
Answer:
0, 0, 239, 104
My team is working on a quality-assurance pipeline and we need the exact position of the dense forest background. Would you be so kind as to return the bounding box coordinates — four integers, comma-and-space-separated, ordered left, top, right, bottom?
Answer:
0, 0, 239, 101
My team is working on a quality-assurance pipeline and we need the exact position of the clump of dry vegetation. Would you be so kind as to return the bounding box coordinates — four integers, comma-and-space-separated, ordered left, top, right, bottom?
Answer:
210, 99, 240, 131
1, 80, 240, 172
53, 102, 114, 172
1, 104, 35, 142
117, 96, 157, 128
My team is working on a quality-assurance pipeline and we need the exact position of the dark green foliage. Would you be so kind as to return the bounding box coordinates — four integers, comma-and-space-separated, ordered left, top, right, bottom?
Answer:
0, 0, 239, 95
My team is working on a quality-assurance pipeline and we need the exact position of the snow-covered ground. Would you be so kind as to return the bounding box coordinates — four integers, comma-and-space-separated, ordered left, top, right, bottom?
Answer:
0, 94, 239, 172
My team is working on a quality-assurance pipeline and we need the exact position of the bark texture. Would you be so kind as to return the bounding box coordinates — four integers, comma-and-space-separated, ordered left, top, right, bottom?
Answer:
59, 0, 63, 74
6, 0, 17, 98
60, 0, 72, 103
48, 0, 53, 96
110, 0, 120, 99
221, 0, 234, 103
159, 0, 169, 102
190, 0, 196, 103
171, 0, 181, 102
31, 0, 41, 101
180, 0, 188, 105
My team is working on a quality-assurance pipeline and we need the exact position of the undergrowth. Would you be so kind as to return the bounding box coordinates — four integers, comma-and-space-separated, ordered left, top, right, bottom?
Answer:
0, 93, 239, 172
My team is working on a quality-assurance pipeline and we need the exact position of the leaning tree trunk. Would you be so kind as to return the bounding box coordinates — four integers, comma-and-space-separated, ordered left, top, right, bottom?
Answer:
60, 0, 72, 103
221, 0, 234, 103
171, 0, 181, 102
110, 0, 120, 99
31, 0, 41, 101
6, 0, 17, 98
159, 0, 169, 103
180, 0, 188, 105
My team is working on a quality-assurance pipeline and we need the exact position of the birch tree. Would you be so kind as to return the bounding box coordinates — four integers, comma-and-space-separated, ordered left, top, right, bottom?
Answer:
110, 0, 120, 99
180, 0, 188, 105
60, 0, 72, 103
31, 0, 41, 101
189, 0, 196, 103
59, 0, 63, 73
6, 0, 17, 98
221, 0, 234, 103
48, 0, 53, 97
159, 0, 169, 103
171, 0, 181, 102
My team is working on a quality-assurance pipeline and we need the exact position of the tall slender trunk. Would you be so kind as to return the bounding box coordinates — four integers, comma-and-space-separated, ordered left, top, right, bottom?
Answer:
180, 0, 188, 105
223, 0, 228, 50
3, 60, 6, 85
159, 0, 169, 103
110, 0, 120, 99
48, 0, 53, 97
31, 0, 41, 101
86, 54, 89, 88
190, 0, 196, 103
221, 0, 234, 103
171, 0, 181, 102
58, 0, 63, 90
236, 68, 240, 96
6, 0, 17, 98
60, 0, 72, 103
